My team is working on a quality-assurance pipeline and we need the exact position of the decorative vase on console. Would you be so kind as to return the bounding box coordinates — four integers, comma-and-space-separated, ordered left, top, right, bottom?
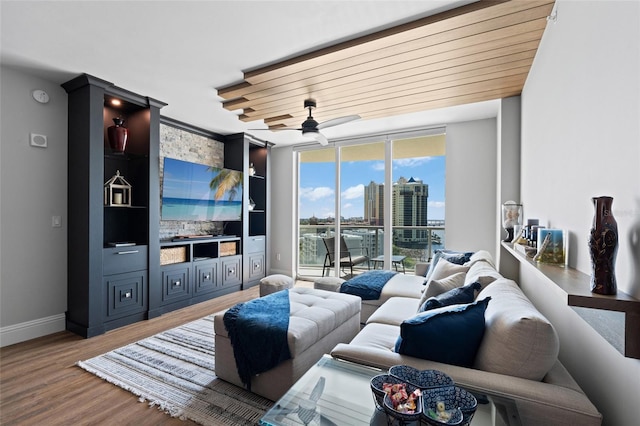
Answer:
501, 201, 523, 242
108, 117, 128, 153
588, 196, 618, 295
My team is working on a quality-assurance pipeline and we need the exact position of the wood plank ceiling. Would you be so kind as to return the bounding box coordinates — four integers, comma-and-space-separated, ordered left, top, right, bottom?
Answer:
216, 0, 555, 130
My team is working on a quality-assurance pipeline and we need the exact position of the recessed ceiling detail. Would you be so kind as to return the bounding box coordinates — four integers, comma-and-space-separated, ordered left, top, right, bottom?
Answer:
216, 0, 555, 130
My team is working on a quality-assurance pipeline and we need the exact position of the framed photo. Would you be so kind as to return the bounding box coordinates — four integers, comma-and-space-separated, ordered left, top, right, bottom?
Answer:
534, 229, 568, 266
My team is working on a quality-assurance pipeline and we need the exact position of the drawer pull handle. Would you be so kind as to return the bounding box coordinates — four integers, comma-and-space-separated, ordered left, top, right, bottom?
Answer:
117, 250, 139, 255
174, 280, 181, 286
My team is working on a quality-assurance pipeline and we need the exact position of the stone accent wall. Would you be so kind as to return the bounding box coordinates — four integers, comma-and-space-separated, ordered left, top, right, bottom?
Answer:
159, 123, 225, 240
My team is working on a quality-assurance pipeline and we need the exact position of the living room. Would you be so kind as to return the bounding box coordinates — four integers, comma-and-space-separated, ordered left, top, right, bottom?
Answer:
1, 1, 639, 425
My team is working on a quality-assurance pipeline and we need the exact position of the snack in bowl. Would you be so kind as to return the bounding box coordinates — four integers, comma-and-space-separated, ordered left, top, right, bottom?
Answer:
370, 374, 408, 410
382, 381, 423, 424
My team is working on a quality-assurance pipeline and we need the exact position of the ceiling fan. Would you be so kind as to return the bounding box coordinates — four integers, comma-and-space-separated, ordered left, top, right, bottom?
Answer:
251, 99, 360, 146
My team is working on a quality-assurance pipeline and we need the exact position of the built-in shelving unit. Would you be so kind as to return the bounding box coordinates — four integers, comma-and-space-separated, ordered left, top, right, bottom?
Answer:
224, 133, 270, 289
63, 73, 166, 338
502, 242, 640, 359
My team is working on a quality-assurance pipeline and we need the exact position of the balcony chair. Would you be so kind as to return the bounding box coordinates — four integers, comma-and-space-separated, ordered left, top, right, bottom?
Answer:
322, 236, 370, 278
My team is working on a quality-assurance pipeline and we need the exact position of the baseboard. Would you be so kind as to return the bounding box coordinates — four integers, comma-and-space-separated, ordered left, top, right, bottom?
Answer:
0, 313, 66, 347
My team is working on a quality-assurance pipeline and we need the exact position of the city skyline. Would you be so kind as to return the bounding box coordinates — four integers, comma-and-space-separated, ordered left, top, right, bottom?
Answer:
299, 155, 445, 221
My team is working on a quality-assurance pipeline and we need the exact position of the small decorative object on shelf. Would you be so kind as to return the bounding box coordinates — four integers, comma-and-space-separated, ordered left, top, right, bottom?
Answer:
589, 196, 618, 295
501, 201, 523, 242
107, 117, 128, 153
104, 170, 132, 206
248, 162, 256, 176
524, 218, 540, 246
248, 197, 256, 211
533, 229, 568, 266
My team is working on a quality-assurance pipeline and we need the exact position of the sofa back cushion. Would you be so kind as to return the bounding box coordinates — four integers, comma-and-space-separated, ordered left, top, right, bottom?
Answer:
463, 259, 502, 290
474, 279, 559, 381
394, 297, 490, 367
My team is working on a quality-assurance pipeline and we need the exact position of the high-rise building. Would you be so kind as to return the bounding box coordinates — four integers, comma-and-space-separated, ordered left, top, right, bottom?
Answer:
393, 177, 429, 247
363, 177, 429, 248
364, 181, 384, 226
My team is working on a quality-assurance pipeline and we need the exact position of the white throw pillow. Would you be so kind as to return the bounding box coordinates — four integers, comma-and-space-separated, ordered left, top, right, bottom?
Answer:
418, 271, 467, 309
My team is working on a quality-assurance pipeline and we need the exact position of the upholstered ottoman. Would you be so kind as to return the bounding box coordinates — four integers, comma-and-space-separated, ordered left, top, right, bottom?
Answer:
259, 274, 294, 297
214, 287, 361, 401
313, 276, 345, 292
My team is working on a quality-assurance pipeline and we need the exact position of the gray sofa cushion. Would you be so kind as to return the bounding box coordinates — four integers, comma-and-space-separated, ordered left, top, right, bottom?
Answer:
474, 278, 559, 381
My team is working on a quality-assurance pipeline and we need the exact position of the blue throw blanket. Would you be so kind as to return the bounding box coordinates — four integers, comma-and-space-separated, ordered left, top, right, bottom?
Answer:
223, 290, 291, 390
340, 270, 397, 300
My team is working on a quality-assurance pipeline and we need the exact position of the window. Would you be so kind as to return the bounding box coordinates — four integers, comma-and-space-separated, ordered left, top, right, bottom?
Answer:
297, 130, 445, 278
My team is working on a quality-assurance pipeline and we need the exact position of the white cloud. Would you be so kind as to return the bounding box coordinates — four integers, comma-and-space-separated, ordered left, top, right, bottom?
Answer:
429, 201, 445, 208
393, 157, 433, 168
372, 161, 385, 171
300, 186, 334, 201
341, 184, 364, 200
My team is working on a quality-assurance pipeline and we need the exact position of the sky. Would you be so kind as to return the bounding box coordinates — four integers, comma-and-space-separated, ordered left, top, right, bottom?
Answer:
299, 155, 445, 220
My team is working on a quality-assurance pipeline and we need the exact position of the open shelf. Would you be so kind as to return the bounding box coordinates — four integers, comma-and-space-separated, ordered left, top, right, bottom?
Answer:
502, 242, 640, 359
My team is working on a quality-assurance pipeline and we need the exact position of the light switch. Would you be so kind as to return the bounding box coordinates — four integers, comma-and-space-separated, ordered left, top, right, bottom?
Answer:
52, 216, 62, 227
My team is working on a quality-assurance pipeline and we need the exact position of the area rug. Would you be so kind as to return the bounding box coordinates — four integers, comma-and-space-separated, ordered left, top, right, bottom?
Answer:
77, 315, 273, 425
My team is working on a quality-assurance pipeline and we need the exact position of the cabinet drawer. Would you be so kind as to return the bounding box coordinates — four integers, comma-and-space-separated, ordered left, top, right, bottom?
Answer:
245, 236, 265, 253
103, 270, 146, 320
103, 246, 147, 275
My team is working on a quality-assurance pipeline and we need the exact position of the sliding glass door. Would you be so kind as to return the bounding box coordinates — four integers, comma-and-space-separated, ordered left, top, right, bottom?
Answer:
297, 131, 445, 279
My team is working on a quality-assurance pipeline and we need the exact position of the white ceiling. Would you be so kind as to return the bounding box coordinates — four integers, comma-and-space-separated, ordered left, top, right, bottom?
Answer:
0, 0, 500, 147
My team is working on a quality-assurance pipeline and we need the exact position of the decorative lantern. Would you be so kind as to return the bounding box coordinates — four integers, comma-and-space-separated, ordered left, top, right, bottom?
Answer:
104, 170, 132, 206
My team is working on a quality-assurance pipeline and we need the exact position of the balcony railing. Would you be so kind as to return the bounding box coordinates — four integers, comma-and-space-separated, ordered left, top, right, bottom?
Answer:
298, 224, 444, 278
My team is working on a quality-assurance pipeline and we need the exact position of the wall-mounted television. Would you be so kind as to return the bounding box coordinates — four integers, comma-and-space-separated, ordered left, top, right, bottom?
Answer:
161, 157, 243, 221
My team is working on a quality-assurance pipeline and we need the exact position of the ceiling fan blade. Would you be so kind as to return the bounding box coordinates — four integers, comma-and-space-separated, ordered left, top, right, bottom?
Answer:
317, 115, 361, 130
315, 132, 328, 146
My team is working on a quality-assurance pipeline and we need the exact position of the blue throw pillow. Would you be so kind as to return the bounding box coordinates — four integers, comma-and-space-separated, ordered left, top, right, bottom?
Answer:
394, 297, 491, 367
423, 249, 475, 280
418, 281, 481, 312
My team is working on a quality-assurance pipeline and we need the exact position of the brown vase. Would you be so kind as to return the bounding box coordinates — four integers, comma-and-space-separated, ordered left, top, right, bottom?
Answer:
588, 196, 618, 295
107, 117, 128, 153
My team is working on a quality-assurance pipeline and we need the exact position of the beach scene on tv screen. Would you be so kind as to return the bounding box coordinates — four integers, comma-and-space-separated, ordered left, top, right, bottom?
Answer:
161, 158, 243, 221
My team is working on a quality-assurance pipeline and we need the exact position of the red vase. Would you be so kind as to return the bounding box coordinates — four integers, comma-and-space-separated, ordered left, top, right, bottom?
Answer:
108, 118, 128, 153
588, 196, 618, 295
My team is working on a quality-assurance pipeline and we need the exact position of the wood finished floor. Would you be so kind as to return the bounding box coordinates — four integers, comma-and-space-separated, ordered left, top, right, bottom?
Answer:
0, 284, 271, 426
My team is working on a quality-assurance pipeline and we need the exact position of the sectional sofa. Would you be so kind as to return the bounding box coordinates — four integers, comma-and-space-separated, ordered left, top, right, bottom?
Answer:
330, 251, 603, 426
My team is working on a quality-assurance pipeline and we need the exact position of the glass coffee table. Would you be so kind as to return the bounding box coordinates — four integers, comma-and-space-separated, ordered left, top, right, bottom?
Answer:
259, 355, 520, 426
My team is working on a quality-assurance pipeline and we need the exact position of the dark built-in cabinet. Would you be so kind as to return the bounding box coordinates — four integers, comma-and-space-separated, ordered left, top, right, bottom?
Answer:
63, 74, 166, 337
224, 133, 270, 289
153, 237, 242, 316
63, 75, 269, 338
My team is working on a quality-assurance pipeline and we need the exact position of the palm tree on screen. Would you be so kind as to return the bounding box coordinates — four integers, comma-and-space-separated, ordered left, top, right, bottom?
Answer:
209, 168, 242, 201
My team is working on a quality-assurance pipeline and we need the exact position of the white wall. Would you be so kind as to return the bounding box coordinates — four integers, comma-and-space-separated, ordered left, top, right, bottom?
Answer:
445, 118, 498, 257
520, 1, 640, 424
269, 145, 296, 277
0, 66, 68, 346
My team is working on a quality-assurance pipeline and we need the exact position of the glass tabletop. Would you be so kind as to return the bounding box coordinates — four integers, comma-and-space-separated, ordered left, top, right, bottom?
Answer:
259, 355, 518, 426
